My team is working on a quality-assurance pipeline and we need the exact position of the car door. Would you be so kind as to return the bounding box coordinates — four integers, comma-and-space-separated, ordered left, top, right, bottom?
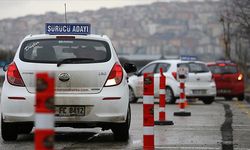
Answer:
154, 63, 170, 97
135, 63, 157, 97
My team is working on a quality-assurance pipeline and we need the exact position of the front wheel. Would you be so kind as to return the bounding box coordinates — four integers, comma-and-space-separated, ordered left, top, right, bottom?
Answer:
165, 87, 176, 104
202, 97, 214, 105
225, 97, 233, 101
18, 124, 33, 134
1, 116, 18, 141
112, 105, 131, 141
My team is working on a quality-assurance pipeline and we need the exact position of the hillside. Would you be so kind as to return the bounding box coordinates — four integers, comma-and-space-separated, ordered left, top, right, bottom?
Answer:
0, 1, 223, 61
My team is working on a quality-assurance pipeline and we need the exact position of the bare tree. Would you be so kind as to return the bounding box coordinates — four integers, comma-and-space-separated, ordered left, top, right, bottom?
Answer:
221, 0, 250, 77
219, 15, 231, 60
220, 0, 233, 60
231, 0, 250, 36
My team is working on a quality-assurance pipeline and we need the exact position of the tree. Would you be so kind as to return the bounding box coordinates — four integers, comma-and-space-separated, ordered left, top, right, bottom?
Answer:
220, 0, 250, 77
231, 0, 250, 36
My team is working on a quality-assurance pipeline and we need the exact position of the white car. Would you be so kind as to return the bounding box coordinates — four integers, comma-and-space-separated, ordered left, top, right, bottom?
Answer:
1, 33, 136, 141
128, 59, 216, 104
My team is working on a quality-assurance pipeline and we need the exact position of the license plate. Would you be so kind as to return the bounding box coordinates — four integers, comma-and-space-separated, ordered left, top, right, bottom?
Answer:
55, 106, 85, 116
218, 89, 231, 94
193, 90, 206, 95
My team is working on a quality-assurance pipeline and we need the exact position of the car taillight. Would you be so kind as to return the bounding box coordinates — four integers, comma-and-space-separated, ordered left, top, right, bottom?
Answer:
172, 72, 177, 80
104, 63, 123, 87
7, 62, 25, 87
218, 63, 226, 66
238, 74, 243, 81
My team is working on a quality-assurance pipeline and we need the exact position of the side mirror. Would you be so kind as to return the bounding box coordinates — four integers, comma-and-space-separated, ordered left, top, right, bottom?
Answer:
134, 71, 140, 76
123, 63, 137, 73
3, 64, 8, 72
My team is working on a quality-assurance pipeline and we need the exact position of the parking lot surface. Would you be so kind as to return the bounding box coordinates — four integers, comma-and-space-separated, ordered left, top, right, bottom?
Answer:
0, 98, 250, 150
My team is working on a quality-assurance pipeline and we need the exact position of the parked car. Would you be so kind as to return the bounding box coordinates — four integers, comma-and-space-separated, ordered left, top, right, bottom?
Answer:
128, 59, 216, 104
1, 30, 136, 141
0, 67, 4, 84
207, 61, 244, 101
0, 61, 6, 84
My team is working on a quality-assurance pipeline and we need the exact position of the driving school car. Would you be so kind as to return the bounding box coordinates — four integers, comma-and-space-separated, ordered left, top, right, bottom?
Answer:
0, 23, 136, 141
128, 58, 216, 104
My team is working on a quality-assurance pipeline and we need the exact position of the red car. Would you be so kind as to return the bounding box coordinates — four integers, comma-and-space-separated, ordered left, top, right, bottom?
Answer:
207, 61, 244, 101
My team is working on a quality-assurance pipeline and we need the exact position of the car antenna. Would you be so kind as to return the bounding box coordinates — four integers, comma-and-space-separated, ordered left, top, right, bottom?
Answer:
64, 3, 68, 24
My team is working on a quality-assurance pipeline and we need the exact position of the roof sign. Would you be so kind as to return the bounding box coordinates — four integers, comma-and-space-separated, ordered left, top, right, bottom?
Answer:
180, 55, 198, 61
216, 60, 232, 64
45, 23, 91, 35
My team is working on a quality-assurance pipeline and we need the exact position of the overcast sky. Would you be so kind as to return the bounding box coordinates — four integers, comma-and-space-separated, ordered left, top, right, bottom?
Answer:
0, 0, 207, 20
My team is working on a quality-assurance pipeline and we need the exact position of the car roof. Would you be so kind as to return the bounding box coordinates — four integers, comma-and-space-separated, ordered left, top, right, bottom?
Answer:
149, 59, 206, 64
206, 61, 237, 66
22, 34, 110, 42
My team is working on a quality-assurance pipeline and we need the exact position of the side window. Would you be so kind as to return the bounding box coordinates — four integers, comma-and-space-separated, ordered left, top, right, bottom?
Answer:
140, 64, 157, 75
155, 63, 170, 73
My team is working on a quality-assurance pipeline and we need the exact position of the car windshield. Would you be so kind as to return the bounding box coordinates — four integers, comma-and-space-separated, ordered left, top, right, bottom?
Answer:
208, 65, 238, 74
178, 62, 209, 73
20, 39, 111, 63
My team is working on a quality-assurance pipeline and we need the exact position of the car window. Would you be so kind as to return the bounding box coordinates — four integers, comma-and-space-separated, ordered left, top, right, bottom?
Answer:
140, 63, 157, 75
208, 65, 238, 74
178, 62, 209, 73
20, 39, 111, 63
0, 61, 6, 67
155, 63, 170, 73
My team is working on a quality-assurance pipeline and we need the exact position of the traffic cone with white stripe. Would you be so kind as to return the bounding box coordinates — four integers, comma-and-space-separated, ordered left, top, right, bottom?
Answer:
35, 73, 55, 150
155, 68, 174, 125
143, 73, 154, 150
174, 80, 191, 116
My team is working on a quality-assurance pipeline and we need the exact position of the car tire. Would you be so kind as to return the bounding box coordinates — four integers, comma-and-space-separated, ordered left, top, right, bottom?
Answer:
165, 87, 176, 104
238, 94, 244, 101
18, 124, 33, 134
1, 116, 18, 141
112, 105, 131, 141
129, 87, 138, 103
225, 97, 233, 101
202, 97, 214, 105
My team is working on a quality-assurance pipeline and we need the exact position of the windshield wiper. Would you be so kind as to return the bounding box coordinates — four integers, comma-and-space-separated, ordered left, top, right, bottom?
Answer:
57, 58, 94, 67
192, 70, 208, 73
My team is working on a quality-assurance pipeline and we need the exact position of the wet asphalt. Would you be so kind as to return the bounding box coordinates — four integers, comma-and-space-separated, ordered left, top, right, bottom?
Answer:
0, 98, 250, 150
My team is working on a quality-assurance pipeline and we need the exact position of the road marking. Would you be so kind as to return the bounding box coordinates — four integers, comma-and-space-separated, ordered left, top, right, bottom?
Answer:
155, 146, 220, 149
87, 130, 102, 141
234, 148, 250, 150
233, 129, 250, 131
233, 125, 250, 127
